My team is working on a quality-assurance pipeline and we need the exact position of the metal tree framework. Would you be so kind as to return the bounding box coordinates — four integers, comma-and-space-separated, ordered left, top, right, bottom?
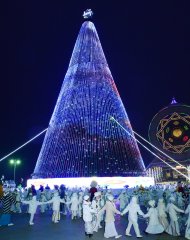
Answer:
33, 21, 145, 178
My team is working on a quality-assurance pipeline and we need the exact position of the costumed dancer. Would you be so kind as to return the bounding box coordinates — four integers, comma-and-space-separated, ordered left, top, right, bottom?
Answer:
78, 191, 84, 218
177, 192, 185, 209
22, 195, 48, 225
83, 195, 96, 238
15, 189, 22, 213
99, 190, 106, 222
91, 191, 102, 232
39, 192, 47, 213
11, 189, 22, 213
144, 200, 164, 234
166, 196, 184, 236
99, 195, 122, 239
122, 196, 144, 238
69, 192, 79, 220
44, 187, 52, 211
157, 198, 169, 230
117, 189, 128, 211
64, 192, 71, 215
48, 191, 66, 223
184, 201, 190, 239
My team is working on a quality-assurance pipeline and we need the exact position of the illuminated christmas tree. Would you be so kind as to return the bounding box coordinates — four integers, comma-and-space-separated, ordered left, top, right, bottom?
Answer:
33, 21, 145, 178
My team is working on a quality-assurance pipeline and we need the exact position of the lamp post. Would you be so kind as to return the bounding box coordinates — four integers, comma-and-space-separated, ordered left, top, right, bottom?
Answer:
9, 159, 21, 182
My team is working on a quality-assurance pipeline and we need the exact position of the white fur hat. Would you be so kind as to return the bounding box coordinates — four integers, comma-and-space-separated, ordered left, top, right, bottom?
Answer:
84, 195, 89, 201
148, 200, 155, 207
169, 196, 175, 202
94, 191, 101, 197
107, 195, 114, 201
131, 196, 137, 203
54, 191, 59, 197
32, 195, 37, 201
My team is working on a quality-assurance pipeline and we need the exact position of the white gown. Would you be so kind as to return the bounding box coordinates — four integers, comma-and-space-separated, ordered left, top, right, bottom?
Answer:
157, 201, 169, 230
144, 207, 164, 234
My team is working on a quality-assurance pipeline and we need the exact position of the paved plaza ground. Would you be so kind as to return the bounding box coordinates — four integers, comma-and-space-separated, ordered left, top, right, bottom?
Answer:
0, 211, 185, 240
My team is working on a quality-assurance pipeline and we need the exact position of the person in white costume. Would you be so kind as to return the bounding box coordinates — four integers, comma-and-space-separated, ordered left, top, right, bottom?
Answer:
13, 189, 22, 213
22, 195, 48, 225
166, 196, 184, 236
47, 191, 66, 223
144, 200, 164, 234
99, 195, 122, 239
83, 195, 96, 238
78, 191, 84, 218
69, 192, 79, 220
39, 192, 47, 213
176, 192, 185, 209
117, 189, 129, 211
64, 192, 71, 215
122, 196, 144, 238
184, 202, 190, 239
100, 190, 106, 221
91, 191, 102, 232
157, 198, 169, 230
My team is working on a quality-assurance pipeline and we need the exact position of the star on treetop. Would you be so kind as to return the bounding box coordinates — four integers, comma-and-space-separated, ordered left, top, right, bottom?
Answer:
83, 9, 94, 19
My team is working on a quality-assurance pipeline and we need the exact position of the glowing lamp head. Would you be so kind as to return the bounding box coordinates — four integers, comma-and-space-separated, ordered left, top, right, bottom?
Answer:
16, 160, 21, 165
10, 159, 14, 165
9, 159, 21, 165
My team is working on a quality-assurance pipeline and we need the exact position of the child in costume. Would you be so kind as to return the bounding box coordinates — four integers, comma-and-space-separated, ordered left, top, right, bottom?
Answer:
22, 195, 48, 225
100, 195, 122, 239
144, 200, 164, 234
166, 196, 184, 236
83, 195, 96, 238
91, 191, 102, 232
122, 196, 144, 238
48, 191, 66, 223
157, 198, 169, 230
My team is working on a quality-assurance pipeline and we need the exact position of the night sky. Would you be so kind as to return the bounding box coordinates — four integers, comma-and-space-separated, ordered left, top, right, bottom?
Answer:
1, 1, 190, 182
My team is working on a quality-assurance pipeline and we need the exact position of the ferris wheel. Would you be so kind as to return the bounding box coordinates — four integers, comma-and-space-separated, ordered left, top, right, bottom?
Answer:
149, 99, 190, 162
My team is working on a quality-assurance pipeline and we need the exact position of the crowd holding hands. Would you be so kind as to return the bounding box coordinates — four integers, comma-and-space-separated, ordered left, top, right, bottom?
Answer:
0, 180, 190, 239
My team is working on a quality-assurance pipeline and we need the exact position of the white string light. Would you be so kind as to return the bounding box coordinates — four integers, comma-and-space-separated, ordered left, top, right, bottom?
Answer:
0, 128, 48, 162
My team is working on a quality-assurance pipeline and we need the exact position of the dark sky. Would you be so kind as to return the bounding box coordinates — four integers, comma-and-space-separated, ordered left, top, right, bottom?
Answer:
1, 1, 190, 182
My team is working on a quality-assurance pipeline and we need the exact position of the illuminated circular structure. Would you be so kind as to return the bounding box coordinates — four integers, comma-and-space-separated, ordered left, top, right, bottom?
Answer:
149, 100, 190, 161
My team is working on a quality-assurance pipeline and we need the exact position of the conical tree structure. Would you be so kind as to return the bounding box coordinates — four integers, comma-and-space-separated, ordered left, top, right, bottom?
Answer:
33, 21, 145, 178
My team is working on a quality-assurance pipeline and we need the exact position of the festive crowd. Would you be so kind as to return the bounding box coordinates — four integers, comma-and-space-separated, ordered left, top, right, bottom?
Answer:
0, 178, 190, 239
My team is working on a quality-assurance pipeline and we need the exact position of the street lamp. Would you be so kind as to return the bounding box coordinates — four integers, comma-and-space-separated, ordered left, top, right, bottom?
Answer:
9, 159, 21, 182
